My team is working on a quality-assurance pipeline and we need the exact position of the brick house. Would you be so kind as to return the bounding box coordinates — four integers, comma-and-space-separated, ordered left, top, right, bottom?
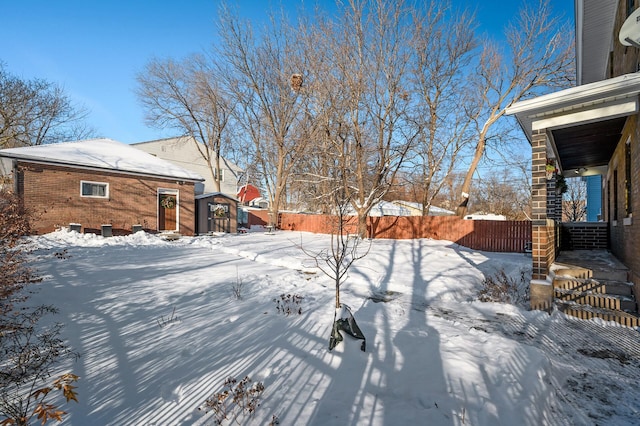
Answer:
0, 138, 204, 235
507, 0, 640, 321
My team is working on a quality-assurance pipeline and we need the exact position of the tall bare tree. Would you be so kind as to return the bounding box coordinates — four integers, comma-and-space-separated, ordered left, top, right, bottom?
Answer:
407, 2, 480, 215
216, 5, 311, 226
304, 0, 418, 236
136, 54, 234, 192
454, 0, 574, 217
0, 63, 92, 148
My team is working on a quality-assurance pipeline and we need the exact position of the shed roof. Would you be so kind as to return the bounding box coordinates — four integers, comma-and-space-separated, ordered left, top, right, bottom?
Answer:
0, 138, 204, 182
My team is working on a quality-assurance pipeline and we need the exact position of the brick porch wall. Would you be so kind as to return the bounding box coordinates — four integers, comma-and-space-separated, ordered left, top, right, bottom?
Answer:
531, 129, 557, 280
561, 222, 608, 250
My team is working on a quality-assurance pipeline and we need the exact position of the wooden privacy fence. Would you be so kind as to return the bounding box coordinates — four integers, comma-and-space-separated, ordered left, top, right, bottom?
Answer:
277, 212, 532, 253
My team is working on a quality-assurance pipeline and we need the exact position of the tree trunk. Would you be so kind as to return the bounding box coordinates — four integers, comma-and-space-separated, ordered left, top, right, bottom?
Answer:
455, 135, 486, 217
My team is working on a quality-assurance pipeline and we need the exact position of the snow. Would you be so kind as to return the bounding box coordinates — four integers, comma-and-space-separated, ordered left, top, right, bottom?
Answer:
24, 229, 640, 425
0, 138, 204, 181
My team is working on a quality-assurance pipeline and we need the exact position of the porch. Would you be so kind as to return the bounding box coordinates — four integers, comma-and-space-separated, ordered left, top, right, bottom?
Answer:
507, 73, 640, 326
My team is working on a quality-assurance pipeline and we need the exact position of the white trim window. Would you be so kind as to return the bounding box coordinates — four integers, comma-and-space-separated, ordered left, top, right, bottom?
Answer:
213, 168, 225, 182
80, 180, 109, 198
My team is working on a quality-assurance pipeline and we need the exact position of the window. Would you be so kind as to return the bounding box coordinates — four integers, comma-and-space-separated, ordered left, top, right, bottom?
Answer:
628, 0, 636, 16
614, 170, 619, 221
625, 140, 633, 216
213, 168, 225, 182
608, 179, 612, 221
80, 181, 108, 198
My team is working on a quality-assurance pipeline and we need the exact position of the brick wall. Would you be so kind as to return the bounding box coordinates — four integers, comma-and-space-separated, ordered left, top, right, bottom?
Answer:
561, 223, 608, 250
605, 1, 640, 300
16, 162, 196, 235
604, 115, 639, 287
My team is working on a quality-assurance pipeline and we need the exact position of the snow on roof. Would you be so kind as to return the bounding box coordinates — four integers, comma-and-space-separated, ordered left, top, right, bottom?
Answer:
195, 192, 239, 201
392, 200, 455, 216
369, 200, 412, 217
0, 138, 204, 182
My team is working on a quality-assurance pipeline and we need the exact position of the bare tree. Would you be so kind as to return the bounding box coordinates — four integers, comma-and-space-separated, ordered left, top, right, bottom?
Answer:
300, 190, 369, 351
563, 177, 587, 222
454, 0, 574, 217
471, 169, 532, 220
217, 5, 311, 227
407, 2, 480, 215
0, 63, 92, 148
304, 0, 418, 237
136, 54, 234, 192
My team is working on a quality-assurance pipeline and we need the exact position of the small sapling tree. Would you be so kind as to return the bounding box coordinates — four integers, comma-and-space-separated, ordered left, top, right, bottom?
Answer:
301, 191, 369, 351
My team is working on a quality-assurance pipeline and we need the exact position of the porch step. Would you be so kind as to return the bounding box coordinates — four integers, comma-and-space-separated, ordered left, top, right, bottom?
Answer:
554, 287, 636, 312
591, 268, 629, 282
554, 277, 634, 297
158, 231, 181, 241
556, 302, 640, 328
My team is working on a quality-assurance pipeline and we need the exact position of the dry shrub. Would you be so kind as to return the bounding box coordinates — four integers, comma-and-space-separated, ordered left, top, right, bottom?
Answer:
477, 268, 529, 305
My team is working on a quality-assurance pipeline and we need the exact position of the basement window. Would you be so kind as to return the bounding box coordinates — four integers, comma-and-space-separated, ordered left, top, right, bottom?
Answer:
80, 181, 109, 198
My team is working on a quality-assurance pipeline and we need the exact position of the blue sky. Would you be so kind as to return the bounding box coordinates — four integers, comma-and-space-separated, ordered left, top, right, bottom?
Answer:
1, 0, 574, 144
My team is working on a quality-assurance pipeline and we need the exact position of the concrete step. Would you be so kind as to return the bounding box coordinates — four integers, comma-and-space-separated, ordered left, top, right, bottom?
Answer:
554, 277, 634, 296
557, 302, 640, 328
591, 268, 629, 282
552, 267, 592, 280
554, 288, 637, 312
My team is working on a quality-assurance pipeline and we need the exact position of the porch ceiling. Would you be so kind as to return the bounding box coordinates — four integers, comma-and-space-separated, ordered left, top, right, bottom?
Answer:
507, 73, 640, 175
551, 116, 626, 171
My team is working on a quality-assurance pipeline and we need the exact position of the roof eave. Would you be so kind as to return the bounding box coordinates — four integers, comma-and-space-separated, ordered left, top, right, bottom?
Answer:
1, 155, 204, 183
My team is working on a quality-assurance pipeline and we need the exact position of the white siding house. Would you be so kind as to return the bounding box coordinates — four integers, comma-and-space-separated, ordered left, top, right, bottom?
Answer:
132, 136, 242, 197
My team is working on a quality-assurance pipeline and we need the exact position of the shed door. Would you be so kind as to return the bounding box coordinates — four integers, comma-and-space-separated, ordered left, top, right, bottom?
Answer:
159, 194, 177, 231
208, 202, 230, 233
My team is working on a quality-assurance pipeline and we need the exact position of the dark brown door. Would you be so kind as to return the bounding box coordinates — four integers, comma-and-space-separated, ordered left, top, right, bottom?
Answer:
159, 194, 177, 231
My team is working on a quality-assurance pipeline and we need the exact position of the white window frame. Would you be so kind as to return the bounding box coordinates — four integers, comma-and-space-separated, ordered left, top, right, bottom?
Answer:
80, 180, 109, 198
214, 168, 225, 182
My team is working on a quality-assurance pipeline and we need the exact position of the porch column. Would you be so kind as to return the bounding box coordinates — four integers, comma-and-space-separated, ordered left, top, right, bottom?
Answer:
530, 129, 555, 310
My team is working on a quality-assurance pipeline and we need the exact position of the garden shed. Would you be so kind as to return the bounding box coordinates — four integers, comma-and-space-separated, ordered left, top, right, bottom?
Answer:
195, 192, 238, 234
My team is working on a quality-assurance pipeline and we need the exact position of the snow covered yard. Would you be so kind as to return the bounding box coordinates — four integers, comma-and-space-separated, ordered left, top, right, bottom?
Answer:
26, 229, 640, 425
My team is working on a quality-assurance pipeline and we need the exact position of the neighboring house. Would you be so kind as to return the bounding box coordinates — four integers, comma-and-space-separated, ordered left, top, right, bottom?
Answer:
369, 201, 412, 217
391, 200, 455, 216
237, 184, 261, 205
132, 136, 242, 197
584, 175, 603, 221
506, 0, 640, 319
248, 197, 269, 209
463, 213, 506, 221
0, 138, 204, 235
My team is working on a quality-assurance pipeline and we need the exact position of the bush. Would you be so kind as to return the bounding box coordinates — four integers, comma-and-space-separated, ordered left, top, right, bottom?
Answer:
200, 376, 265, 425
477, 267, 529, 306
274, 293, 303, 316
0, 190, 80, 425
